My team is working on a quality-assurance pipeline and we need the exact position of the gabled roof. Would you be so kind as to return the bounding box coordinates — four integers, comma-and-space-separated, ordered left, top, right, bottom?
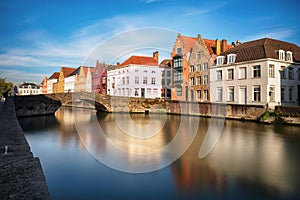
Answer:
219, 38, 300, 63
49, 72, 60, 79
120, 55, 158, 66
159, 59, 172, 67
179, 35, 197, 52
61, 67, 76, 77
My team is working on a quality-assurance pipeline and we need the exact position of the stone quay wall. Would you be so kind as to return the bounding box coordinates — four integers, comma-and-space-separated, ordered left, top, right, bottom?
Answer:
0, 97, 50, 200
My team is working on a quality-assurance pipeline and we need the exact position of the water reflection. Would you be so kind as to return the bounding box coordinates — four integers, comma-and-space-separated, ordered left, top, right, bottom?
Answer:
21, 107, 300, 199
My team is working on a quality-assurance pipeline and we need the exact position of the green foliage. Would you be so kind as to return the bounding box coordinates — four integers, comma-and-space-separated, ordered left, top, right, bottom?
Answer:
262, 110, 270, 120
0, 78, 13, 97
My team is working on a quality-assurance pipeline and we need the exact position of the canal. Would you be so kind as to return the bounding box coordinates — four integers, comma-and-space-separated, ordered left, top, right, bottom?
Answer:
19, 107, 300, 200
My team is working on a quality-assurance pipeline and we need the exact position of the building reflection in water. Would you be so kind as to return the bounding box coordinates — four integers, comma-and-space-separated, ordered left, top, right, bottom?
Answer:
170, 119, 300, 198
22, 107, 300, 198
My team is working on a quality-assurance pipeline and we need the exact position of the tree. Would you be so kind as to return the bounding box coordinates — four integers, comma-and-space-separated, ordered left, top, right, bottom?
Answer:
0, 78, 13, 97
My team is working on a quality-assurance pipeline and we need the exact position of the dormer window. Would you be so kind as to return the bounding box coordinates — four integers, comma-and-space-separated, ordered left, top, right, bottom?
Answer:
216, 56, 225, 65
278, 50, 285, 60
286, 51, 293, 62
227, 54, 236, 64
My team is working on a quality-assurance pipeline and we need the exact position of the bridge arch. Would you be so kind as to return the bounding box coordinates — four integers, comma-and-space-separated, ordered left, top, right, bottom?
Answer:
81, 99, 110, 112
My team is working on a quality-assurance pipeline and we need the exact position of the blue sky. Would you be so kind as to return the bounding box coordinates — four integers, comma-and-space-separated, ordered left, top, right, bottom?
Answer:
0, 0, 299, 84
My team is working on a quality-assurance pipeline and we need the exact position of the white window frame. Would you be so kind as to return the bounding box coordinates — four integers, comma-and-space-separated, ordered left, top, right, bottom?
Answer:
216, 56, 224, 65
227, 54, 236, 64
278, 50, 285, 60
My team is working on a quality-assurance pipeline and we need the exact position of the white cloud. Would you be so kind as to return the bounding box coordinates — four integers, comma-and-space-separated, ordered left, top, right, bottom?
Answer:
182, 2, 227, 16
241, 29, 294, 42
0, 69, 45, 84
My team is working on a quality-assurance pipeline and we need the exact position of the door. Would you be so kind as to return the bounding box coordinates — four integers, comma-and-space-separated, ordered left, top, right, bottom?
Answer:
141, 88, 145, 98
239, 87, 247, 104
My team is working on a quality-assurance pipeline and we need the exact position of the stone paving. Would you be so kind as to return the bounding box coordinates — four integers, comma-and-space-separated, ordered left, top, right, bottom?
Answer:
0, 97, 50, 200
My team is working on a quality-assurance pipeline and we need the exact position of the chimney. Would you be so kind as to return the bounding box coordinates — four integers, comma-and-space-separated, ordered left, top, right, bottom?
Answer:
197, 34, 202, 41
215, 39, 221, 55
236, 40, 241, 46
153, 51, 159, 64
221, 39, 227, 53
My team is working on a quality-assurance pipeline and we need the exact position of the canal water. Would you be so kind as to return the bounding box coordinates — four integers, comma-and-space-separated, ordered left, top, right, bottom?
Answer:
19, 107, 300, 200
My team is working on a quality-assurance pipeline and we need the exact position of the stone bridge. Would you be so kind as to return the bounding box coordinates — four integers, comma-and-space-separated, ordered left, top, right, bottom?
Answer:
45, 92, 266, 121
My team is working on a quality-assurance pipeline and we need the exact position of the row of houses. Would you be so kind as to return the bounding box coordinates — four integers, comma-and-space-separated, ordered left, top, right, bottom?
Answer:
170, 34, 300, 108
19, 33, 300, 109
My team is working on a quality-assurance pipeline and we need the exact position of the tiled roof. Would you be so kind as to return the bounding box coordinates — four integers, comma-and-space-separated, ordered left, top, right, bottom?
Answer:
49, 72, 60, 79
120, 55, 158, 66
61, 67, 76, 77
159, 59, 172, 67
180, 35, 197, 52
220, 38, 300, 63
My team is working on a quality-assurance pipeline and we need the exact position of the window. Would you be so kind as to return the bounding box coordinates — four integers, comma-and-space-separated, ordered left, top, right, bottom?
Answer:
190, 65, 194, 72
204, 75, 208, 85
196, 76, 201, 85
216, 56, 224, 65
227, 69, 234, 80
239, 67, 247, 79
217, 87, 223, 102
176, 47, 182, 54
197, 90, 201, 99
122, 88, 125, 96
228, 87, 234, 101
269, 64, 274, 78
143, 70, 147, 73
253, 65, 261, 78
227, 54, 236, 64
134, 77, 139, 84
217, 70, 222, 81
173, 56, 183, 84
269, 86, 275, 102
281, 87, 285, 102
190, 77, 194, 86
143, 77, 148, 84
280, 66, 286, 79
126, 77, 129, 84
153, 88, 158, 96
151, 77, 156, 85
253, 86, 261, 102
162, 79, 165, 86
286, 51, 293, 62
176, 86, 182, 96
203, 63, 208, 70
122, 77, 125, 85
204, 90, 208, 100
196, 64, 201, 71
135, 69, 139, 72
196, 52, 201, 60
102, 77, 107, 84
151, 71, 156, 73
288, 67, 294, 79
289, 86, 293, 101
278, 50, 285, 60
134, 88, 139, 96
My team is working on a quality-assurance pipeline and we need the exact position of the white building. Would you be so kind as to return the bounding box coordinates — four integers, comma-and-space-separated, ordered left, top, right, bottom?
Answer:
47, 72, 59, 94
210, 38, 300, 109
18, 82, 41, 96
107, 52, 163, 98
